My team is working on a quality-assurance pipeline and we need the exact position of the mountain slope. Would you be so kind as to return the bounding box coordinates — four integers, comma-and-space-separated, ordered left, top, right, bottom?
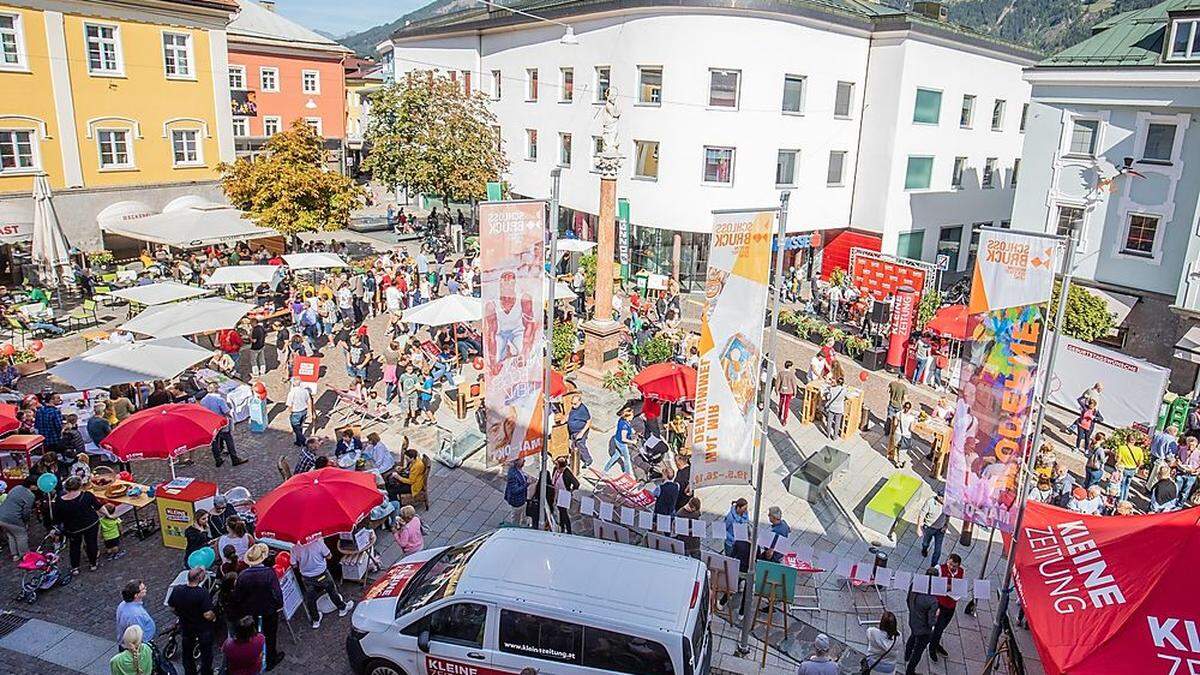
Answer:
341, 0, 469, 56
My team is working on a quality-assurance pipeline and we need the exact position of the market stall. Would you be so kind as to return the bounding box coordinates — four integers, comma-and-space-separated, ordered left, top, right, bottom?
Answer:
192, 368, 253, 423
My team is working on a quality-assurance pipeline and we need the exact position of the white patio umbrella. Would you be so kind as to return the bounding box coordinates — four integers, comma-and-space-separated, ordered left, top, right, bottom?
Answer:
282, 252, 349, 270
546, 278, 577, 301
50, 337, 212, 389
107, 281, 211, 306
555, 239, 596, 254
31, 173, 73, 286
401, 295, 482, 326
120, 297, 254, 338
205, 265, 285, 288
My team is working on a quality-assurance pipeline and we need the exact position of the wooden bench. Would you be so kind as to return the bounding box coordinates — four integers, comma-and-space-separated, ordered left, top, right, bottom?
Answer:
863, 473, 921, 538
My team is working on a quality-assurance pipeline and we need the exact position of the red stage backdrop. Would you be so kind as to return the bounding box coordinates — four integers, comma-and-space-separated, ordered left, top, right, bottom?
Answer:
849, 251, 928, 302
1013, 502, 1200, 675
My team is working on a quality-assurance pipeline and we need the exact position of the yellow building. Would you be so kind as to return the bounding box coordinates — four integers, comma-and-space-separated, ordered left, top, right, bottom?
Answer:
0, 0, 237, 249
343, 56, 382, 178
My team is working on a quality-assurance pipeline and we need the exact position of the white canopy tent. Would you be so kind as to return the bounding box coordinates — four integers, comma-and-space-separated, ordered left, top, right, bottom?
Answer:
121, 297, 254, 338
50, 337, 212, 389
205, 265, 285, 288
100, 202, 277, 249
555, 239, 596, 254
283, 252, 349, 270
107, 281, 211, 306
402, 295, 482, 326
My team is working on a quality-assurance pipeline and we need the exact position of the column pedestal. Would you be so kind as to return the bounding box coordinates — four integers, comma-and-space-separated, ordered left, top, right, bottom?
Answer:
579, 319, 624, 383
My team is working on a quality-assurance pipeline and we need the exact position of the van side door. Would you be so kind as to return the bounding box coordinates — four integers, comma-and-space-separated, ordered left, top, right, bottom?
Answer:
398, 601, 494, 675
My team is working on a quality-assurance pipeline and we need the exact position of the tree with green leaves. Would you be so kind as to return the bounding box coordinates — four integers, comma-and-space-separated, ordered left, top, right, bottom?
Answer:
363, 70, 508, 204
1050, 280, 1115, 342
219, 120, 364, 234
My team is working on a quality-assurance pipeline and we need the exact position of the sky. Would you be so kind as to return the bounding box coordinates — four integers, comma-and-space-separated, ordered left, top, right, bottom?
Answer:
273, 0, 430, 37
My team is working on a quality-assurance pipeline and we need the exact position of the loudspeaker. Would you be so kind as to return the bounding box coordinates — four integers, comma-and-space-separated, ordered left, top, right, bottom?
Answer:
870, 300, 891, 325
860, 346, 888, 371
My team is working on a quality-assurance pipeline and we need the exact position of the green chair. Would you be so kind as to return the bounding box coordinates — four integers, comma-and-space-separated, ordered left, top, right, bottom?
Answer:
5, 316, 29, 345
68, 299, 98, 330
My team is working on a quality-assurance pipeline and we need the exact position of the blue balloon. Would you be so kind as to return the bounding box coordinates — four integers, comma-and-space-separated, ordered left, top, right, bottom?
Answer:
37, 472, 57, 494
187, 546, 216, 569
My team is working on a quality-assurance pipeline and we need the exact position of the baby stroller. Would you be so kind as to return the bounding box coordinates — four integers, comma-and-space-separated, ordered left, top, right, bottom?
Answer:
15, 531, 71, 603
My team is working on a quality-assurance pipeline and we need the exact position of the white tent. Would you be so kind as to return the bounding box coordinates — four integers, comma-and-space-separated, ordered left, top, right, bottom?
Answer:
50, 337, 212, 389
555, 239, 596, 254
546, 278, 577, 301
283, 252, 349, 270
100, 202, 277, 248
31, 174, 72, 285
107, 281, 211, 306
205, 265, 285, 288
121, 297, 254, 337
402, 295, 482, 326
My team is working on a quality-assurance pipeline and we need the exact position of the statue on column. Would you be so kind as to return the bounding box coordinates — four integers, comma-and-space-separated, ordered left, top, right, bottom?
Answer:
596, 87, 623, 176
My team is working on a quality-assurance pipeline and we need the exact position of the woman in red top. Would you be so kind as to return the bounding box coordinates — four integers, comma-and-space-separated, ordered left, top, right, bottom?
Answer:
222, 616, 265, 675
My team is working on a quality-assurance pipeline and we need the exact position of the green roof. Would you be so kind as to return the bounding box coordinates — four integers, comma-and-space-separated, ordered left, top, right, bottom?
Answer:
1041, 0, 1200, 67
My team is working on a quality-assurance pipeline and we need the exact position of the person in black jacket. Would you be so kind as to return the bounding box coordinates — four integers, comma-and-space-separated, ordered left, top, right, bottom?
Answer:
654, 465, 681, 517
904, 567, 940, 675
547, 456, 579, 534
182, 510, 211, 570
233, 544, 285, 670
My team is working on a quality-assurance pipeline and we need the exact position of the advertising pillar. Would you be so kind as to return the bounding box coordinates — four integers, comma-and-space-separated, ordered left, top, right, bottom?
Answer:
886, 285, 918, 369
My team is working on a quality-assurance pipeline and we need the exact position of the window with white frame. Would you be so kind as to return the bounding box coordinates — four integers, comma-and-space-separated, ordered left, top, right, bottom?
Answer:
1012, 158, 1021, 187
302, 70, 320, 94
1019, 103, 1029, 132
913, 88, 942, 124
834, 81, 854, 118
231, 117, 248, 137
951, 156, 967, 188
638, 66, 662, 105
982, 157, 997, 188
97, 129, 132, 168
1142, 122, 1177, 163
1121, 213, 1160, 257
526, 68, 538, 101
703, 146, 734, 183
960, 95, 975, 128
525, 128, 537, 160
85, 23, 121, 75
991, 99, 1006, 131
162, 32, 192, 78
0, 13, 27, 69
1068, 119, 1100, 156
827, 150, 846, 186
260, 67, 278, 92
595, 66, 610, 102
634, 140, 659, 179
1054, 204, 1084, 243
263, 116, 281, 136
560, 68, 573, 102
171, 129, 200, 165
776, 149, 798, 186
708, 69, 740, 109
305, 117, 322, 135
0, 129, 35, 172
1170, 19, 1200, 60
782, 75, 805, 114
491, 69, 501, 99
558, 132, 572, 167
228, 64, 246, 90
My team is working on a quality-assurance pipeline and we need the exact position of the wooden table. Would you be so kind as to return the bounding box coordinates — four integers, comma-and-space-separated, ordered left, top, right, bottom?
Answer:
800, 381, 822, 424
80, 329, 111, 348
87, 479, 158, 539
247, 307, 290, 324
799, 383, 862, 439
914, 418, 952, 478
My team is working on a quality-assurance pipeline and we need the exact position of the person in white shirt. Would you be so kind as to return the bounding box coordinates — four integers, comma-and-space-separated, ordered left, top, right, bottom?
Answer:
290, 537, 353, 629
864, 612, 901, 674
384, 284, 402, 314
365, 432, 393, 474
808, 353, 828, 383
108, 330, 134, 344
335, 285, 354, 325
891, 402, 917, 468
286, 379, 315, 448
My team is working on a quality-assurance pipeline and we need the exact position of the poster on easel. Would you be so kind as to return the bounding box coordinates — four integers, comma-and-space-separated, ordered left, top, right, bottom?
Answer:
279, 566, 303, 621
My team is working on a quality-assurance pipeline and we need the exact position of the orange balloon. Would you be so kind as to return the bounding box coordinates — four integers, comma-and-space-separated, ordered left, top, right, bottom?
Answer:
858, 371, 870, 383
30, 340, 44, 352
0, 344, 14, 357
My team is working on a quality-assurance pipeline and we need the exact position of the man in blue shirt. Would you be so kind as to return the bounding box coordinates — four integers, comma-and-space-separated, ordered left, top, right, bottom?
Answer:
34, 394, 63, 450
724, 497, 749, 556
200, 383, 245, 467
505, 458, 529, 526
115, 579, 156, 646
565, 394, 592, 469
1150, 424, 1180, 479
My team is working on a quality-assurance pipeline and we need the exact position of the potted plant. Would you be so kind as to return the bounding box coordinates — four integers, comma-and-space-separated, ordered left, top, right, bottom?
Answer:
86, 250, 115, 270
829, 327, 848, 354
808, 320, 831, 345
11, 347, 46, 376
845, 335, 872, 362
603, 362, 637, 395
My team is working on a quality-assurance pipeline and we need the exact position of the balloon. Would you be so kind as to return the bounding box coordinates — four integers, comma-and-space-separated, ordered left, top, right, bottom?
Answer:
29, 340, 43, 353
472, 356, 484, 371
117, 471, 133, 482
274, 551, 291, 569
0, 344, 14, 357
187, 546, 216, 569
37, 472, 58, 494
253, 381, 268, 400
0, 480, 7, 493
859, 371, 870, 383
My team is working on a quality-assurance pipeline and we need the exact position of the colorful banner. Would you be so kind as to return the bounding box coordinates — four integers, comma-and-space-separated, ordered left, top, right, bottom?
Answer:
480, 200, 547, 465
691, 209, 776, 488
945, 229, 1057, 531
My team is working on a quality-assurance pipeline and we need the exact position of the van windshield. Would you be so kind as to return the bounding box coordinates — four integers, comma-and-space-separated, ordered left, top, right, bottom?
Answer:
394, 535, 487, 619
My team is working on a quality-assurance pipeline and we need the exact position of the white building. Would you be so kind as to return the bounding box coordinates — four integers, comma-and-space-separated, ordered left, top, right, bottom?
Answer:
382, 0, 1039, 289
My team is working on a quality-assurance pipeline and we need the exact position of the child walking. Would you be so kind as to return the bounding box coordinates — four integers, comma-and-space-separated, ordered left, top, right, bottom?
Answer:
100, 505, 126, 560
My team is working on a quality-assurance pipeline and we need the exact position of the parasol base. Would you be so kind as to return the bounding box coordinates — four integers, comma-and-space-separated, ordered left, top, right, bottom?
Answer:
578, 319, 624, 384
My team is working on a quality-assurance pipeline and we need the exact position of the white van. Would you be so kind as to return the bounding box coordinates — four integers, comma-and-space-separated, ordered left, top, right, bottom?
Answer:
347, 528, 711, 675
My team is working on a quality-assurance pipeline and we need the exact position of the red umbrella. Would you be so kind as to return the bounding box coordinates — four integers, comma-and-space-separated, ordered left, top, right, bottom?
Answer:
254, 468, 383, 543
926, 304, 970, 340
0, 403, 18, 435
549, 370, 569, 399
100, 403, 227, 461
632, 362, 698, 402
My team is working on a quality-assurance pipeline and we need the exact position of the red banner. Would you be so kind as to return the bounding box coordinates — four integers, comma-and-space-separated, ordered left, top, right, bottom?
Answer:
850, 254, 927, 302
1014, 502, 1200, 674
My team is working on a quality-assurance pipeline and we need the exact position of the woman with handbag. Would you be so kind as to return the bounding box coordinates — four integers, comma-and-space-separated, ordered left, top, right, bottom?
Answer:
863, 611, 900, 673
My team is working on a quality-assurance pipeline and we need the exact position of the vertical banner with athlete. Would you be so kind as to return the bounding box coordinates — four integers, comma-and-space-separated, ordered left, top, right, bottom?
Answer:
945, 229, 1057, 531
479, 200, 547, 465
691, 208, 776, 489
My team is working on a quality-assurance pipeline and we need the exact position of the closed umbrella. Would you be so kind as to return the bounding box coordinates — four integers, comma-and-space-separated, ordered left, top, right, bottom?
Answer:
100, 404, 226, 476
253, 468, 383, 543
31, 173, 72, 287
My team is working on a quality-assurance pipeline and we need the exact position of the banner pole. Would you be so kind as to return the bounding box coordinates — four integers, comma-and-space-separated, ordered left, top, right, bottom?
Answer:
983, 228, 1075, 667
538, 167, 561, 531
735, 190, 790, 656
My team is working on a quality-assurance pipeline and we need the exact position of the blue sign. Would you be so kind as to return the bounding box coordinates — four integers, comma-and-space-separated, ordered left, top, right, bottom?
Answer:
773, 234, 815, 251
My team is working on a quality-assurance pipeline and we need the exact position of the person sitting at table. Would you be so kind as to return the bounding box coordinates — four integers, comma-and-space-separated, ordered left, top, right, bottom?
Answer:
335, 428, 363, 458
430, 346, 458, 387
107, 329, 134, 344
208, 349, 235, 376
454, 323, 481, 361
365, 432, 394, 475
387, 446, 426, 499
147, 381, 171, 408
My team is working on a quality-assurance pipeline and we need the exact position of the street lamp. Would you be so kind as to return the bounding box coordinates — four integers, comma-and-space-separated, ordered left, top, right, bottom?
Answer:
474, 0, 579, 45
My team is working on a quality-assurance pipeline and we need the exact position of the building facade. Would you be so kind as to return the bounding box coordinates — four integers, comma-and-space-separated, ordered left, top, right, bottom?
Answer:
227, 0, 351, 167
1012, 0, 1200, 391
344, 56, 383, 178
0, 0, 237, 250
383, 0, 1038, 289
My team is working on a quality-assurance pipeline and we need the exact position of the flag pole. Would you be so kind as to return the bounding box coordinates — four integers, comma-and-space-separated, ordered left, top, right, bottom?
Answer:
735, 190, 790, 656
983, 226, 1075, 667
538, 167, 561, 531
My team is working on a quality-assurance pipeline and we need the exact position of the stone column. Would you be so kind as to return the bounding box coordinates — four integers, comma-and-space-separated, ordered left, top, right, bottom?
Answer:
580, 157, 624, 382
594, 177, 615, 321
672, 231, 682, 282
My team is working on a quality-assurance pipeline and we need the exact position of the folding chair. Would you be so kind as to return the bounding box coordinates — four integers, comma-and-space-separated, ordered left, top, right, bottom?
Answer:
845, 562, 886, 625
67, 300, 99, 330
4, 316, 29, 346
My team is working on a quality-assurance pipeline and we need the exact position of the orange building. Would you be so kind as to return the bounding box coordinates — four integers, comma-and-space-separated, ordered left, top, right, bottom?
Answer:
226, 0, 351, 167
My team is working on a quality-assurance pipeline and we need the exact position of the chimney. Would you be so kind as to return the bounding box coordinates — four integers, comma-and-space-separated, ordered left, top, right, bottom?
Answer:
259, 0, 276, 12
912, 1, 948, 22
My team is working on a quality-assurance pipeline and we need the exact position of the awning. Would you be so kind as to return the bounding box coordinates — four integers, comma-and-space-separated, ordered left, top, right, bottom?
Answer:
100, 202, 277, 248
1175, 326, 1200, 364
1090, 287, 1138, 328
555, 239, 596, 254
121, 297, 254, 337
283, 252, 349, 270
107, 281, 211, 306
205, 265, 285, 288
0, 200, 33, 243
50, 337, 212, 389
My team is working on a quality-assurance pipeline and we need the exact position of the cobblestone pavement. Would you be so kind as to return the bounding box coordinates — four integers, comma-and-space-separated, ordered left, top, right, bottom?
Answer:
0, 241, 1086, 674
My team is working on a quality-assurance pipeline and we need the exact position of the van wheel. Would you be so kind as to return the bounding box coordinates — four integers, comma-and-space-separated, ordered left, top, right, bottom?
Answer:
364, 659, 408, 675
